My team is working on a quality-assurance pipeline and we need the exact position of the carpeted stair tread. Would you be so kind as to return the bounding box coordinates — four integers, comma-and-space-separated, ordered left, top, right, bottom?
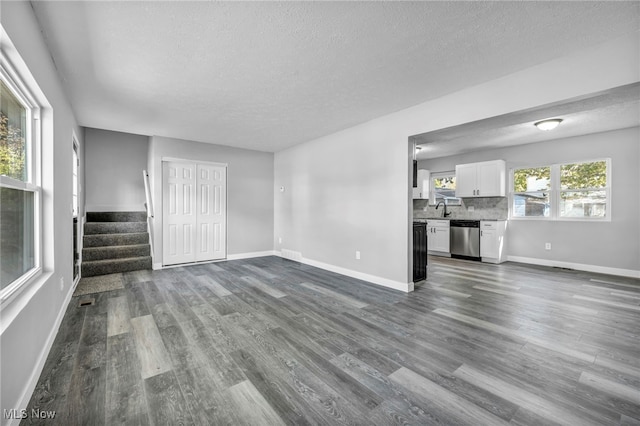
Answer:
83, 232, 150, 248
82, 256, 152, 277
87, 211, 147, 222
84, 221, 147, 235
83, 244, 150, 261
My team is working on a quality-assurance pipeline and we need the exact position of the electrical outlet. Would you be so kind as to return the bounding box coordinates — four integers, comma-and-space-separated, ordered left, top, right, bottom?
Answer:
355, 251, 361, 260
278, 237, 282, 244
545, 243, 551, 250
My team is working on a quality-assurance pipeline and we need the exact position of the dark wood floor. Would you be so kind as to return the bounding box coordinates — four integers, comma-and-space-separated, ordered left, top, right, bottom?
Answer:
22, 256, 640, 425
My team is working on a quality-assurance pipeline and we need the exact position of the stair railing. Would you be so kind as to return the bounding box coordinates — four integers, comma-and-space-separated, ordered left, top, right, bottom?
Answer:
143, 170, 155, 262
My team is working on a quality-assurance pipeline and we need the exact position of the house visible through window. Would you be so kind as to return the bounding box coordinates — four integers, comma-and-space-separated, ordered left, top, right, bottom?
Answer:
512, 166, 551, 218
1, 70, 40, 296
511, 159, 610, 220
559, 160, 608, 218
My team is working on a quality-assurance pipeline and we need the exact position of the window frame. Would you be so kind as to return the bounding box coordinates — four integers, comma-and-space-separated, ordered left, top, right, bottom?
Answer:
509, 158, 611, 222
0, 53, 43, 304
429, 171, 462, 206
556, 158, 611, 222
510, 164, 553, 220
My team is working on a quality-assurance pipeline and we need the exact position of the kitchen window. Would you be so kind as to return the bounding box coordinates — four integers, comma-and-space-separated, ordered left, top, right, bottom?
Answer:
1, 59, 42, 301
510, 159, 610, 221
512, 166, 551, 218
430, 172, 461, 206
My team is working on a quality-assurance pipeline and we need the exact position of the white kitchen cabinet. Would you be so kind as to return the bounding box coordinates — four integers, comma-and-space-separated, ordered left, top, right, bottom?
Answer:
455, 160, 506, 197
412, 169, 430, 200
427, 220, 450, 253
480, 220, 507, 263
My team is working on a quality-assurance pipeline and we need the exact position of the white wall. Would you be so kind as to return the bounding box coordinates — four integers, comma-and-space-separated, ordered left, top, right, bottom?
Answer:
84, 128, 149, 212
148, 136, 274, 266
274, 31, 639, 290
0, 2, 83, 423
420, 127, 640, 276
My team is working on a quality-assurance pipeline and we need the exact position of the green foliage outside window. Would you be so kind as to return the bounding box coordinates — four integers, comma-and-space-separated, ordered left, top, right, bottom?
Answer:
1, 81, 27, 182
513, 167, 550, 192
433, 176, 456, 190
560, 161, 607, 190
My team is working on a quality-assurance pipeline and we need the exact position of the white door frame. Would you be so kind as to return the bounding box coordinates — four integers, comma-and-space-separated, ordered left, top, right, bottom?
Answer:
161, 158, 228, 267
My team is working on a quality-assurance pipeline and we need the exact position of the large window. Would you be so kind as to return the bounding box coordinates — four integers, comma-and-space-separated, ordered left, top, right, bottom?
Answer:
512, 166, 551, 218
430, 172, 461, 206
1, 65, 41, 298
511, 159, 610, 220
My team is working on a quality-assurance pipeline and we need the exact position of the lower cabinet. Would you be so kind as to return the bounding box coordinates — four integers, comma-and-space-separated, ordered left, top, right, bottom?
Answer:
480, 220, 507, 263
413, 222, 427, 282
427, 220, 450, 254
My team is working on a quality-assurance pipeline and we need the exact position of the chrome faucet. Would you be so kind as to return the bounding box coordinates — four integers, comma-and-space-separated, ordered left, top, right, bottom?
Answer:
435, 201, 451, 218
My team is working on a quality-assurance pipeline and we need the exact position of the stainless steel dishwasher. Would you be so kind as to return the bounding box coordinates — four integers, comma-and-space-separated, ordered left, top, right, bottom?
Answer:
450, 220, 480, 260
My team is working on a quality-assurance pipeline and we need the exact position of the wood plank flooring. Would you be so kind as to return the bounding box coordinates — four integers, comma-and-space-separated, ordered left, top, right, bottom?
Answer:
22, 255, 640, 425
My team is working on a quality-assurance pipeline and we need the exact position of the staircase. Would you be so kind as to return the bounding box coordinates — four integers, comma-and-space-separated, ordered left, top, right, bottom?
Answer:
82, 212, 152, 277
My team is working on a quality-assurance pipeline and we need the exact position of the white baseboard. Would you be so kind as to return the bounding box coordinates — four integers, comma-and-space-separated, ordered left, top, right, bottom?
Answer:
507, 256, 640, 279
275, 251, 413, 293
11, 279, 75, 426
152, 251, 277, 271
227, 250, 277, 260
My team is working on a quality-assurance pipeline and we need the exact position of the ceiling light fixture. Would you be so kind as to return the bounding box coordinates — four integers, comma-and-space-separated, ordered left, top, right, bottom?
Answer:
534, 118, 563, 131
415, 146, 422, 152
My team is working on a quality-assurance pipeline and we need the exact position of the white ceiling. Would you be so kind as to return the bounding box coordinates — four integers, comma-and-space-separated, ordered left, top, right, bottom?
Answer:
31, 1, 640, 152
412, 83, 640, 159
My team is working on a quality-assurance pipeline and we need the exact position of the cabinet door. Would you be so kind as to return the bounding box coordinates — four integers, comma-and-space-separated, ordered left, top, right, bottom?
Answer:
434, 227, 450, 252
412, 169, 430, 199
480, 228, 497, 258
477, 161, 505, 197
455, 163, 477, 197
427, 226, 436, 251
427, 225, 450, 252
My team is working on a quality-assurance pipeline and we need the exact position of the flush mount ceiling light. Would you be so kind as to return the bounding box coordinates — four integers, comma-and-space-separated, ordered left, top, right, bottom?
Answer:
534, 118, 563, 131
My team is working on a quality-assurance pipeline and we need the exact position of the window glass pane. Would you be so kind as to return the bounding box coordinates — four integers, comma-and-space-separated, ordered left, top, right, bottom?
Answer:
513, 192, 550, 217
1, 186, 35, 289
433, 176, 460, 205
513, 167, 550, 192
560, 190, 607, 218
1, 81, 28, 182
560, 161, 607, 190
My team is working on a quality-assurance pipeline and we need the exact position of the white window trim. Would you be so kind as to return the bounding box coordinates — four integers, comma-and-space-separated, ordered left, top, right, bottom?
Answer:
509, 158, 611, 222
0, 49, 43, 306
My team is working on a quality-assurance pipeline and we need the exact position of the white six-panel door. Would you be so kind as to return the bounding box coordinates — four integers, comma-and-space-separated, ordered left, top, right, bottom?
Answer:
196, 164, 226, 261
163, 161, 226, 266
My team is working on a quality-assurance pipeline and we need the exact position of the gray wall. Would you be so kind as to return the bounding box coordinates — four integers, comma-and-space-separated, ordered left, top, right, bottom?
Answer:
148, 136, 274, 264
419, 127, 640, 273
1, 1, 84, 419
85, 128, 149, 212
274, 33, 639, 287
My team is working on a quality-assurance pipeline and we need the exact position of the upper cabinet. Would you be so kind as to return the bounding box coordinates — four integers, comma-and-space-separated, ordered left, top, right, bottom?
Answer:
455, 160, 506, 197
413, 169, 430, 200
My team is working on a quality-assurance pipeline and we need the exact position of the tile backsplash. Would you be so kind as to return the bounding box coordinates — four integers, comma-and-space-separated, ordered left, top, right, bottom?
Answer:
414, 197, 508, 220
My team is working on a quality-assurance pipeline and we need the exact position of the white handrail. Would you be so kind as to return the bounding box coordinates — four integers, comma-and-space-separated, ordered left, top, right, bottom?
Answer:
143, 170, 155, 260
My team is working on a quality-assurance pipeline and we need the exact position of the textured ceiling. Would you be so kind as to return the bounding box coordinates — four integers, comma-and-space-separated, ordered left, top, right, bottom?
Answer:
31, 1, 640, 152
411, 83, 640, 159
